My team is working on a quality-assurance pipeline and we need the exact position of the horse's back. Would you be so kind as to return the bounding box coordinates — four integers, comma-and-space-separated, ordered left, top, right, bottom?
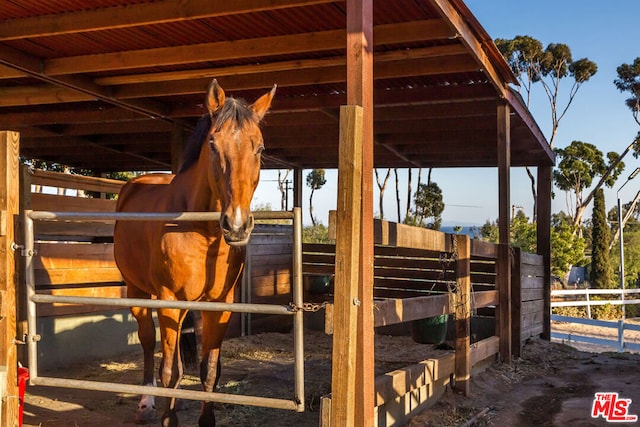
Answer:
116, 173, 174, 213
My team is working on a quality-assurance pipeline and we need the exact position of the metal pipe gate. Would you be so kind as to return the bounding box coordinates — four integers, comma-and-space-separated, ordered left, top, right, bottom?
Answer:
22, 208, 306, 412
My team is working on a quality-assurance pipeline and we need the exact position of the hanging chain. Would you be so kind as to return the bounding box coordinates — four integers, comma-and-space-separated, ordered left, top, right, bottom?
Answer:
289, 301, 328, 312
438, 234, 458, 295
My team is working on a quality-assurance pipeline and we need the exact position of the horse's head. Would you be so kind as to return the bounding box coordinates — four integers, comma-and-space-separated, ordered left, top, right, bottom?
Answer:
205, 80, 276, 246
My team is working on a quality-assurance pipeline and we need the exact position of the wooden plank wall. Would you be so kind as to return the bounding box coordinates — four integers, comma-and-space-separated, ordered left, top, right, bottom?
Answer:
304, 221, 500, 332
512, 248, 545, 357
20, 168, 126, 318
248, 224, 294, 302
234, 223, 295, 335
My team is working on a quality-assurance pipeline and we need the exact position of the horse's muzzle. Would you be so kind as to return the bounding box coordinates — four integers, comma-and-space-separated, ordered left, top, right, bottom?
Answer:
220, 212, 254, 247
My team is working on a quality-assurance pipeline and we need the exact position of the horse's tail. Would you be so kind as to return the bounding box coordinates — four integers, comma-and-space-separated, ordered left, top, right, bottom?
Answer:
180, 311, 200, 371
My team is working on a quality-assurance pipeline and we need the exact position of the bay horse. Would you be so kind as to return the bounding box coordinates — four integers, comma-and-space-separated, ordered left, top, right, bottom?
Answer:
113, 79, 276, 427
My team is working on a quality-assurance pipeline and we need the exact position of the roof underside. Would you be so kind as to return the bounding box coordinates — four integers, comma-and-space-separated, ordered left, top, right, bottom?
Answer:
0, 0, 553, 173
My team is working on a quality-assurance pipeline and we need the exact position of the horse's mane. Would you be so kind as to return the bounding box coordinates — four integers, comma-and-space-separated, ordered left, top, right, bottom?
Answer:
179, 98, 255, 173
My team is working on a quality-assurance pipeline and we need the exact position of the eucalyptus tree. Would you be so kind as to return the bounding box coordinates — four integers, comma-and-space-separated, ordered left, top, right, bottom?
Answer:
496, 36, 597, 221
614, 57, 640, 126
306, 169, 326, 226
553, 140, 624, 229
375, 168, 391, 219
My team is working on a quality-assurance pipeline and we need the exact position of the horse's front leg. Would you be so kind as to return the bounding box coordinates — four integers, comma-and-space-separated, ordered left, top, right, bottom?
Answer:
157, 307, 188, 427
198, 310, 233, 427
128, 287, 158, 424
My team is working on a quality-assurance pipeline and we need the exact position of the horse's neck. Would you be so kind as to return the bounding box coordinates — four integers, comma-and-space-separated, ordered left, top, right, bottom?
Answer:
169, 162, 221, 213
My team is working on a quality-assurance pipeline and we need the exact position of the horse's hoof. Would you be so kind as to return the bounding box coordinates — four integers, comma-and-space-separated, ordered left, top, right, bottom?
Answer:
135, 403, 157, 424
161, 412, 179, 427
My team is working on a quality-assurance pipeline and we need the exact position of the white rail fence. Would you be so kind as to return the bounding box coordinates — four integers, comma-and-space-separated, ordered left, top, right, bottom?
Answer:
551, 289, 640, 352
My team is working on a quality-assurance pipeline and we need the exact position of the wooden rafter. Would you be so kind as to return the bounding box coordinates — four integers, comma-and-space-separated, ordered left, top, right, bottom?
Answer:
0, 0, 338, 41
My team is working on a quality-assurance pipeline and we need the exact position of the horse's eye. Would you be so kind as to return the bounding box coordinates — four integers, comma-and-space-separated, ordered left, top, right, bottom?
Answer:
256, 145, 265, 155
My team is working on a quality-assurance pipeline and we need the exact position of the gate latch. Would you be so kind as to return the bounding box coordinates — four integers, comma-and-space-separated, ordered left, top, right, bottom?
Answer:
10, 242, 36, 257
14, 333, 41, 345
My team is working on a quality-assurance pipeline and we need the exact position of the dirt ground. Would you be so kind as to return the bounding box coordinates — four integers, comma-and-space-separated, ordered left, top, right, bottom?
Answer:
22, 325, 640, 427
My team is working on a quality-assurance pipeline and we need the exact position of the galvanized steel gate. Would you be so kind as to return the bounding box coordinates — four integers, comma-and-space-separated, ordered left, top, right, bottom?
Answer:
22, 208, 306, 412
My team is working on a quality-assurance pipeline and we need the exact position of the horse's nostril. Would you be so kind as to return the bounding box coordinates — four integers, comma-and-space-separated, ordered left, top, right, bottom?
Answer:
221, 215, 232, 232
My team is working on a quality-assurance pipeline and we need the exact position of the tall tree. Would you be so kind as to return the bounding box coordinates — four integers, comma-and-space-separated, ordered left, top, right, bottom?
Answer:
405, 168, 413, 221
496, 36, 597, 147
496, 36, 597, 220
375, 168, 391, 219
306, 169, 326, 226
393, 168, 401, 223
553, 140, 624, 229
550, 212, 587, 279
411, 181, 444, 230
614, 57, 640, 127
609, 58, 640, 241
590, 189, 612, 288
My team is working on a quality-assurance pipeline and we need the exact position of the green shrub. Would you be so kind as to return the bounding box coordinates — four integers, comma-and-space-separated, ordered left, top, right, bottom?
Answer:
303, 224, 331, 243
591, 303, 622, 320
552, 306, 587, 318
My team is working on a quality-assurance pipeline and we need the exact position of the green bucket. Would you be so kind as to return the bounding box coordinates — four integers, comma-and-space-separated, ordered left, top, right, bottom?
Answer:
410, 314, 449, 344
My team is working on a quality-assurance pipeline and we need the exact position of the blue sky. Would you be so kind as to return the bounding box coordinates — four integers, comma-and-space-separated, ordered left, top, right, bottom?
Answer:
253, 1, 640, 226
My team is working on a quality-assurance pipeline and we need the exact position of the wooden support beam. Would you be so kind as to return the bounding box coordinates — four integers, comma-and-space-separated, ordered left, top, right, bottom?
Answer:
496, 103, 512, 363
428, 0, 509, 92
454, 233, 471, 395
497, 103, 511, 244
0, 131, 20, 425
537, 165, 552, 340
346, 0, 375, 424
293, 168, 303, 209
330, 105, 363, 426
39, 21, 450, 76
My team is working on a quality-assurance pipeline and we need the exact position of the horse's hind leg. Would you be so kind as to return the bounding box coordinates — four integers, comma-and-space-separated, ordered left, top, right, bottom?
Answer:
198, 310, 233, 427
128, 286, 158, 424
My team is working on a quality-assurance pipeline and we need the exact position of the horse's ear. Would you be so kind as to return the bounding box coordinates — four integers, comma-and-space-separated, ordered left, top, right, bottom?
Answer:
251, 84, 277, 121
206, 79, 225, 116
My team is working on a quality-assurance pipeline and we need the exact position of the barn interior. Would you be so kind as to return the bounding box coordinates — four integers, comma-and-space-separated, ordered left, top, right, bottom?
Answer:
1, 0, 552, 173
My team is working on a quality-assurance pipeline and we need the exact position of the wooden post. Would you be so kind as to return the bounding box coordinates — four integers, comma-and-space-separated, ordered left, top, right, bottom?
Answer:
293, 168, 303, 209
345, 0, 375, 425
497, 103, 512, 363
537, 165, 552, 340
0, 131, 20, 426
331, 106, 363, 426
454, 233, 471, 395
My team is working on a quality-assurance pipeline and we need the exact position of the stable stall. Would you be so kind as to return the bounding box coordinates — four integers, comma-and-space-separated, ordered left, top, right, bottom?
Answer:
0, 1, 554, 425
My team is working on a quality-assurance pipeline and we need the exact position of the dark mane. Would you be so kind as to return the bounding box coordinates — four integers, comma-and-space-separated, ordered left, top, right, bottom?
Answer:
179, 98, 255, 173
